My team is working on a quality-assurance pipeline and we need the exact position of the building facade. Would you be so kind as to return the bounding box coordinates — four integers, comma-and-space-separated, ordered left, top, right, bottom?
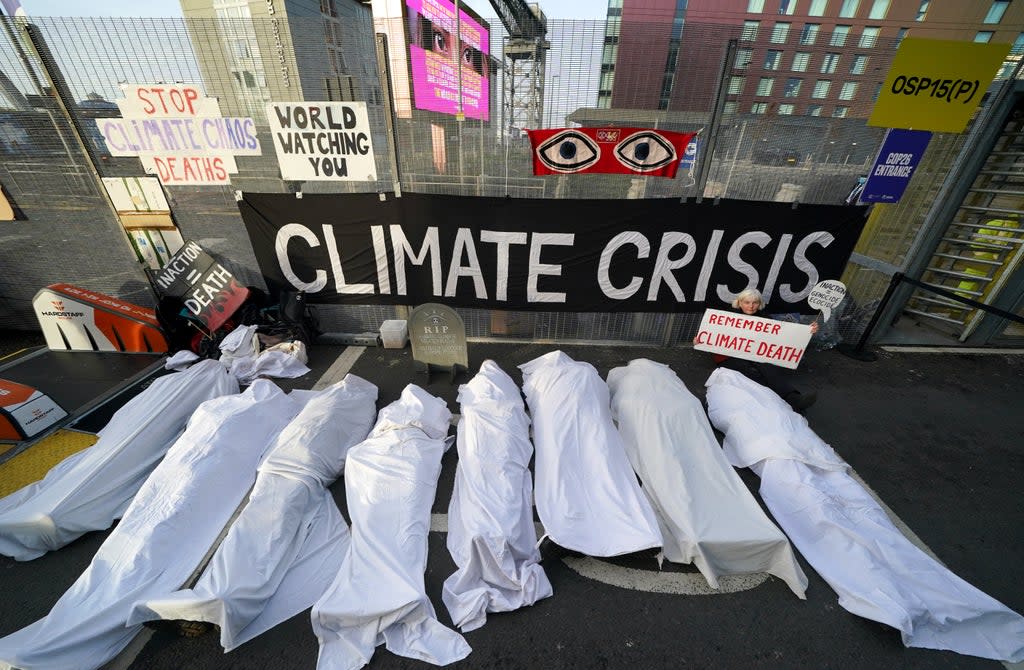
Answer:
599, 0, 1024, 119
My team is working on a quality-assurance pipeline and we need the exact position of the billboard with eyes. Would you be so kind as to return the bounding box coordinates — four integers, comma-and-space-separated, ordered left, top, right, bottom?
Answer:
405, 0, 490, 121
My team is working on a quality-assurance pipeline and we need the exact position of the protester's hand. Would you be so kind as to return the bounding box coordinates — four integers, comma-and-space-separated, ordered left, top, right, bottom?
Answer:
810, 321, 819, 335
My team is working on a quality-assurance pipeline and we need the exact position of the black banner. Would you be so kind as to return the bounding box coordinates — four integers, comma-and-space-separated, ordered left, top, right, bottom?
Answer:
239, 193, 867, 313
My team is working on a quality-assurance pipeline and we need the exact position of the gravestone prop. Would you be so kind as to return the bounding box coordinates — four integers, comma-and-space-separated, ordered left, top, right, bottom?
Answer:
409, 303, 468, 382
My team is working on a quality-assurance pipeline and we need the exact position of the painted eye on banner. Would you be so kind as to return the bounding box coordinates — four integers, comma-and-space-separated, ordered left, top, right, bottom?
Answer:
614, 131, 677, 172
536, 130, 600, 173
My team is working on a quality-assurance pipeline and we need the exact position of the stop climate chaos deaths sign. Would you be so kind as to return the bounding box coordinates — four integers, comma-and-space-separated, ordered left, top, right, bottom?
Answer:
239, 193, 866, 313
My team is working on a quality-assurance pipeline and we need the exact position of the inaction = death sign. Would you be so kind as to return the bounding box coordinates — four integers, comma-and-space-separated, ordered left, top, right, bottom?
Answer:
267, 102, 376, 181
693, 309, 812, 369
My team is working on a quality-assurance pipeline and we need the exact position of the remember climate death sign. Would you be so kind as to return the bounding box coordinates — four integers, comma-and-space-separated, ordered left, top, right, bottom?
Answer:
239, 193, 867, 313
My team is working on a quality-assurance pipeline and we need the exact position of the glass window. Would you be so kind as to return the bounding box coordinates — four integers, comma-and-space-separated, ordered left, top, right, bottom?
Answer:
800, 23, 821, 45
975, 31, 994, 43
784, 77, 803, 96
984, 1, 1009, 23
812, 79, 831, 97
839, 0, 860, 17
869, 0, 890, 19
735, 48, 753, 68
792, 51, 811, 71
896, 27, 908, 45
757, 77, 776, 95
764, 49, 783, 69
831, 25, 851, 46
860, 26, 880, 47
850, 54, 868, 74
743, 20, 761, 40
728, 76, 746, 94
602, 45, 618, 64
752, 102, 769, 114
916, 0, 929, 21
839, 81, 858, 99
747, 0, 766, 11
808, 0, 828, 16
771, 22, 792, 42
724, 101, 739, 114
807, 104, 823, 116
821, 53, 840, 73
1013, 33, 1024, 54
600, 72, 615, 89
778, 103, 795, 114
833, 106, 849, 117
779, 0, 796, 15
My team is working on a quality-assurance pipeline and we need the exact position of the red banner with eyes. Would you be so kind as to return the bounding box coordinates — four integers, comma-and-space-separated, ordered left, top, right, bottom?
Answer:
527, 127, 696, 178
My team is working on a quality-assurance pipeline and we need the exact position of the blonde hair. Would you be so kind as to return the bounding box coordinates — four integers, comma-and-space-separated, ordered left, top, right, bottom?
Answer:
731, 288, 764, 311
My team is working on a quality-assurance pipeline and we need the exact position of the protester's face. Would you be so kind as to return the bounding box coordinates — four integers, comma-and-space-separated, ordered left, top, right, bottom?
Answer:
738, 296, 761, 315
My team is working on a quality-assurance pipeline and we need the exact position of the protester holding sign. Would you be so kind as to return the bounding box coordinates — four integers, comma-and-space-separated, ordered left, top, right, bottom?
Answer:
696, 288, 818, 412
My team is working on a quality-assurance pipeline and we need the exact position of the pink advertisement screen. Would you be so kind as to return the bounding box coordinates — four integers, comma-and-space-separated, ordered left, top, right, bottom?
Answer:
406, 0, 490, 121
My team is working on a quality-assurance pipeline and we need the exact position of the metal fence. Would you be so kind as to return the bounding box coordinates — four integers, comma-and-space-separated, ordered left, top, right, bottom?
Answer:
0, 12, 1007, 346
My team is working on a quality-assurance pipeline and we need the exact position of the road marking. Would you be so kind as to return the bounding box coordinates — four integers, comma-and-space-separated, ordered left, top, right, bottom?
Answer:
430, 513, 768, 595
562, 556, 769, 595
313, 346, 366, 390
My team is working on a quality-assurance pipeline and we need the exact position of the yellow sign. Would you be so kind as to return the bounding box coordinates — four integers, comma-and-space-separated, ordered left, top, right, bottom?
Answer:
868, 38, 1011, 134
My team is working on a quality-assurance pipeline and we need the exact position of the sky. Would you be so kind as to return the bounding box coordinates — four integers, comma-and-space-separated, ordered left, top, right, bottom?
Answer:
17, 0, 608, 20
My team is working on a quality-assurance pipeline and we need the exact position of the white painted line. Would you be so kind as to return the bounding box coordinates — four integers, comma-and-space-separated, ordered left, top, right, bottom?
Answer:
562, 556, 769, 595
429, 513, 767, 595
99, 629, 153, 670
313, 346, 366, 390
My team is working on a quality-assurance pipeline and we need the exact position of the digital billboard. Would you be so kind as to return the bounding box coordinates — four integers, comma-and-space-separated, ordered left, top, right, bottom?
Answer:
406, 0, 490, 121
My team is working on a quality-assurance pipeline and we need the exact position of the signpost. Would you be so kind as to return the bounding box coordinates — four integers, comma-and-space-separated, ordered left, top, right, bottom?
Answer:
868, 38, 1011, 134
859, 129, 932, 204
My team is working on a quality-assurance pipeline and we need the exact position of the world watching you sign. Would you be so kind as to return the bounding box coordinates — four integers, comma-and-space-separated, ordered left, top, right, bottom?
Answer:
266, 102, 376, 181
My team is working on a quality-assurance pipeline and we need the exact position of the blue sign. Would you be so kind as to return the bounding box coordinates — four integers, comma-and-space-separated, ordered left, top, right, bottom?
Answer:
680, 137, 700, 168
860, 128, 932, 204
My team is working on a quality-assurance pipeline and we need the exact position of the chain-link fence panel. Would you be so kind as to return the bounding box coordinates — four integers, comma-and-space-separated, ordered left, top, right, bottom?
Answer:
1, 12, 1015, 346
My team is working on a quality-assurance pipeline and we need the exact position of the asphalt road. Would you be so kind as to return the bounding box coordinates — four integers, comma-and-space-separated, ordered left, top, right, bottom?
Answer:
1, 339, 1022, 670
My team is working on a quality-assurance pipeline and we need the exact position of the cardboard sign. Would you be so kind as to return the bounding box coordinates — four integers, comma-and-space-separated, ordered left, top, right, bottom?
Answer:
807, 279, 847, 322
860, 129, 932, 204
266, 102, 377, 181
868, 38, 1010, 133
693, 308, 811, 369
151, 240, 249, 332
99, 84, 261, 186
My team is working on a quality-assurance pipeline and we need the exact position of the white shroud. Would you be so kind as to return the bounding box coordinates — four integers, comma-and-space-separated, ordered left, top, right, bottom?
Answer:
311, 384, 471, 670
442, 360, 553, 632
706, 366, 1024, 663
0, 359, 238, 561
607, 359, 806, 597
518, 350, 662, 557
0, 380, 302, 670
127, 374, 379, 651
